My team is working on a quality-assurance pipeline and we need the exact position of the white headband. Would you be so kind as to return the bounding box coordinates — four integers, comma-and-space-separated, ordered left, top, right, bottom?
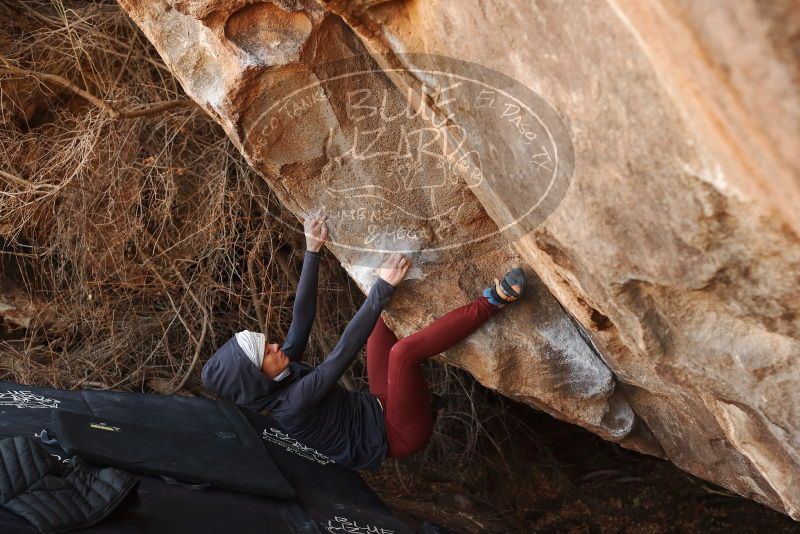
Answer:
234, 330, 290, 381
235, 330, 264, 369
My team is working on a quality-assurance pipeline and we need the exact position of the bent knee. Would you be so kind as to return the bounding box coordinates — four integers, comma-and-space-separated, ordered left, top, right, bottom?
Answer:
388, 337, 425, 360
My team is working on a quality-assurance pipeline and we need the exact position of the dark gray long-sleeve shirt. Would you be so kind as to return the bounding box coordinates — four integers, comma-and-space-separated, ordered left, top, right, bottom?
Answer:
202, 250, 395, 470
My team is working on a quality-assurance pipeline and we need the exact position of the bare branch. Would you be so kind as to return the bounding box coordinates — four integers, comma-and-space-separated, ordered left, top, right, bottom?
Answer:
1, 61, 119, 117
171, 311, 209, 394
0, 61, 196, 119
117, 99, 197, 118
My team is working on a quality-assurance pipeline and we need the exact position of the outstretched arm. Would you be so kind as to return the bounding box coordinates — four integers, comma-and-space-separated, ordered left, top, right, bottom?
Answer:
281, 213, 328, 362
281, 250, 320, 361
284, 253, 411, 413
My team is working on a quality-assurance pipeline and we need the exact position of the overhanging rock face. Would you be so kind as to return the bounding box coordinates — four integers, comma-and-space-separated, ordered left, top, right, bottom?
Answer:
117, 0, 800, 518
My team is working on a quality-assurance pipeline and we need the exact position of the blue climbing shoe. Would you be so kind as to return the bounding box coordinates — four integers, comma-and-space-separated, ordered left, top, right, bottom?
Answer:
483, 267, 527, 306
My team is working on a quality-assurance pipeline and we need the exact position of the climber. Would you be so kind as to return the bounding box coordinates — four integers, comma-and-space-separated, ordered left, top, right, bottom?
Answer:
201, 211, 527, 470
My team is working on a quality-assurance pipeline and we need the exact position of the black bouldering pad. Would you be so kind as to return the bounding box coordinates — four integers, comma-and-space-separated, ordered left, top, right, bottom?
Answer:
52, 409, 295, 498
0, 381, 413, 534
0, 475, 318, 534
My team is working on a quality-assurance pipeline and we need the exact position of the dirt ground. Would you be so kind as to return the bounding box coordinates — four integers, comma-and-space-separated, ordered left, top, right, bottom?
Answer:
365, 399, 800, 534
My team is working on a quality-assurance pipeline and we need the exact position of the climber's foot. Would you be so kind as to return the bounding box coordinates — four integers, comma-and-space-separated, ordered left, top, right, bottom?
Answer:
483, 267, 527, 307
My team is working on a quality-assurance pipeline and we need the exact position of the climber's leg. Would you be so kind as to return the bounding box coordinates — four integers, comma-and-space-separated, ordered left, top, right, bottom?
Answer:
384, 296, 501, 458
366, 315, 397, 400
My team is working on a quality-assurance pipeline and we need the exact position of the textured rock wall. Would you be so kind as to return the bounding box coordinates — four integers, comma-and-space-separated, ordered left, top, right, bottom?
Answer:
117, 0, 800, 518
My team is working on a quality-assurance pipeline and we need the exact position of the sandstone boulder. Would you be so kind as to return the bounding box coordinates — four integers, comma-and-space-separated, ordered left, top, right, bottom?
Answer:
118, 0, 800, 518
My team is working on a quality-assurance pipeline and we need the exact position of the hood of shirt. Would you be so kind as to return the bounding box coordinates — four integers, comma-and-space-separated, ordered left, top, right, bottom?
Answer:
201, 336, 306, 412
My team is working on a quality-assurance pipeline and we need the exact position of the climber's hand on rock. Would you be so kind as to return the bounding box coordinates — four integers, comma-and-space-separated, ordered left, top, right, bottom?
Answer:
304, 211, 328, 253
379, 253, 411, 287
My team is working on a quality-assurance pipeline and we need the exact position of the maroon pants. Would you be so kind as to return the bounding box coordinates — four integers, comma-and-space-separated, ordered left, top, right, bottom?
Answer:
367, 296, 500, 458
